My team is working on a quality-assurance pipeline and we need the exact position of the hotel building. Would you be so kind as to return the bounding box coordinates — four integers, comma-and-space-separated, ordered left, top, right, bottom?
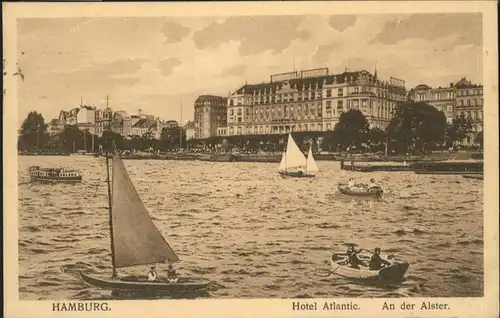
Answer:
408, 77, 483, 131
219, 67, 406, 137
193, 95, 227, 139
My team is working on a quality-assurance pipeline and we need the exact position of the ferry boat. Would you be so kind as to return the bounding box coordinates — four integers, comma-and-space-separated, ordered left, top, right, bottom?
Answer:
29, 166, 82, 184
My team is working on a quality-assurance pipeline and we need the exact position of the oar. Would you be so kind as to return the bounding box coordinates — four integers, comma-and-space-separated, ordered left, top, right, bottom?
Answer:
314, 261, 344, 277
93, 179, 102, 197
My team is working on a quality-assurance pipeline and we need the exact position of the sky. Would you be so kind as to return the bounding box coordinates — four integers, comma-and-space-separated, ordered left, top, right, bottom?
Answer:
16, 13, 483, 126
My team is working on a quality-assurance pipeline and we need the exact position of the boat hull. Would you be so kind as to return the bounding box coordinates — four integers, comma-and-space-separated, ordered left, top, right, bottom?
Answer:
279, 171, 315, 178
197, 154, 234, 162
462, 174, 484, 180
80, 272, 210, 293
337, 185, 383, 199
330, 254, 409, 282
30, 175, 82, 184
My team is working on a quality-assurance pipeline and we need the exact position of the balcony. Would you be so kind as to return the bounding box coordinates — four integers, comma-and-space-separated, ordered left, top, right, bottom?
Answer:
349, 91, 376, 97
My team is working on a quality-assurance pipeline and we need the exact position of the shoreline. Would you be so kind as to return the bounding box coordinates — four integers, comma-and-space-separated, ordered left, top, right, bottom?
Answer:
18, 152, 484, 174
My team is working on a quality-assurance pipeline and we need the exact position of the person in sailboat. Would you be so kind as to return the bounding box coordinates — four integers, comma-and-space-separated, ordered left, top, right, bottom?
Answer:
166, 264, 179, 283
366, 178, 381, 192
369, 248, 391, 270
297, 168, 304, 176
147, 266, 158, 281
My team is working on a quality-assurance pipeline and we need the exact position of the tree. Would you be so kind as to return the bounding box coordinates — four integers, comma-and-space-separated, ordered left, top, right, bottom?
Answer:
321, 131, 339, 153
98, 130, 123, 152
58, 125, 82, 152
474, 130, 483, 150
446, 113, 473, 147
386, 101, 447, 154
333, 109, 370, 151
368, 128, 387, 152
160, 126, 185, 150
18, 111, 48, 151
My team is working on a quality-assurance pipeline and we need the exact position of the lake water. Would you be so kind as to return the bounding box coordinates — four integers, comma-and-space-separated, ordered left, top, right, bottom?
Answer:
17, 156, 483, 300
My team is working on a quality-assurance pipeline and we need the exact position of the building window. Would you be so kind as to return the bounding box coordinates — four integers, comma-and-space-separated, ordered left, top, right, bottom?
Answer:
337, 88, 343, 97
337, 100, 343, 110
326, 89, 332, 97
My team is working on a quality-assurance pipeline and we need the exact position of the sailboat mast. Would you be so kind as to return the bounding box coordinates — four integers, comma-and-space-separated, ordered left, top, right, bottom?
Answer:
284, 134, 287, 171
180, 102, 183, 149
105, 152, 118, 278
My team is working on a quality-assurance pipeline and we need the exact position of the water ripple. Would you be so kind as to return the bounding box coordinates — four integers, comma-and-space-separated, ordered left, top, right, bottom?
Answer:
18, 156, 483, 300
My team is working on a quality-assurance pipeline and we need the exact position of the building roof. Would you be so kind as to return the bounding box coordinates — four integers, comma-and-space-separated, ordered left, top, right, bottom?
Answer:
69, 108, 80, 116
195, 95, 227, 102
132, 118, 157, 129
232, 70, 394, 95
184, 121, 195, 129
415, 84, 431, 90
455, 77, 482, 88
80, 105, 95, 110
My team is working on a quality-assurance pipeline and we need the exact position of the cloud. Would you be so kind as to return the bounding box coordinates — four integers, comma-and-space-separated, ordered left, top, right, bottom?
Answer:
328, 15, 357, 32
158, 57, 182, 76
221, 64, 247, 76
161, 21, 191, 44
15, 14, 483, 128
370, 13, 482, 46
192, 16, 310, 56
312, 42, 342, 64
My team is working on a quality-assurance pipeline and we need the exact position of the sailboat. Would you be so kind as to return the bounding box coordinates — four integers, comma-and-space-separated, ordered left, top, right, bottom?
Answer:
278, 134, 319, 178
80, 145, 210, 294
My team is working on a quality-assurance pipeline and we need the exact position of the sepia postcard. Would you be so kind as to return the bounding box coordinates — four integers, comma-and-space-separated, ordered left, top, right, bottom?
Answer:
3, 1, 499, 318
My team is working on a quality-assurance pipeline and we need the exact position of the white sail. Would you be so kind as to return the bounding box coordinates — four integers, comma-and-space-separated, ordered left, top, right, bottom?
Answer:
111, 153, 179, 268
305, 146, 319, 173
282, 134, 306, 170
278, 152, 286, 172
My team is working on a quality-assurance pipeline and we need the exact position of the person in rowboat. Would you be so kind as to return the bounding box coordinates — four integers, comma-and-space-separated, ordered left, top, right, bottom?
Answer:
348, 248, 367, 269
366, 178, 381, 192
344, 245, 366, 268
369, 248, 391, 270
347, 178, 359, 190
147, 265, 158, 281
166, 265, 179, 283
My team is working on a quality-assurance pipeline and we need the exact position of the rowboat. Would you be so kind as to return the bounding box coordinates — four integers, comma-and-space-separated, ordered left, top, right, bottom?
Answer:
329, 252, 409, 282
278, 134, 318, 178
80, 143, 211, 295
337, 185, 383, 199
29, 166, 82, 184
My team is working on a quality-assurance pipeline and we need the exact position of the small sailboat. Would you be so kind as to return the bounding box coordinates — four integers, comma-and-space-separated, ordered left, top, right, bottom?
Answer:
80, 145, 210, 295
278, 134, 318, 178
